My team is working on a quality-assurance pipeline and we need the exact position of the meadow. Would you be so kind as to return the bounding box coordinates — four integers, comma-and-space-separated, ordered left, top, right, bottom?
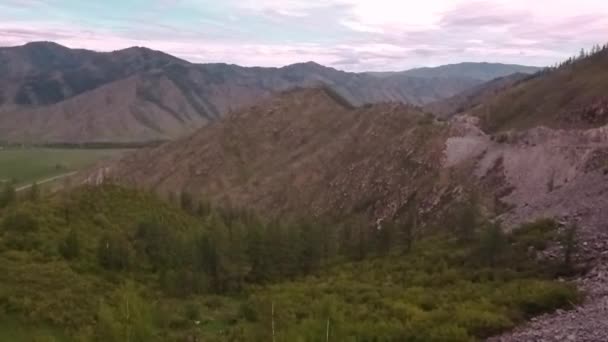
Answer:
0, 148, 129, 185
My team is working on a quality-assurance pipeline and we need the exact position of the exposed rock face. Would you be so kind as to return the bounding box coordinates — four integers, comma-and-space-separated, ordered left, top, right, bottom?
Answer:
442, 118, 608, 342
429, 107, 608, 340
488, 231, 608, 342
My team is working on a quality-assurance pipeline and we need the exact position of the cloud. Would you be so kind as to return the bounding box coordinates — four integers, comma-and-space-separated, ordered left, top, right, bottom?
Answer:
0, 0, 607, 71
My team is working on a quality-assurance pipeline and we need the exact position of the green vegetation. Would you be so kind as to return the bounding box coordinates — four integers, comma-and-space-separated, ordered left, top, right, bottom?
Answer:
473, 43, 608, 132
0, 185, 580, 341
0, 148, 129, 185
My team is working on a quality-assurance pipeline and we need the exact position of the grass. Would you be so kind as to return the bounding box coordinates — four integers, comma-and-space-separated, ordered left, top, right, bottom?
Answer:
0, 148, 129, 185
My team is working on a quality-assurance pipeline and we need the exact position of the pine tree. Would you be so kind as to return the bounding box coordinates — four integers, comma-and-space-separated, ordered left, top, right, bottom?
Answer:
578, 48, 586, 60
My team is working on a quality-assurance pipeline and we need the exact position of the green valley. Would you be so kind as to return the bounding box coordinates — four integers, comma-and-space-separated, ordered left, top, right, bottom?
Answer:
0, 148, 129, 186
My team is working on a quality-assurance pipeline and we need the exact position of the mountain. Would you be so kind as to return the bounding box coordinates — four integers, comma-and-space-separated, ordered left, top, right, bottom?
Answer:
0, 42, 483, 144
396, 62, 541, 81
81, 49, 608, 340
424, 72, 534, 119
83, 87, 450, 221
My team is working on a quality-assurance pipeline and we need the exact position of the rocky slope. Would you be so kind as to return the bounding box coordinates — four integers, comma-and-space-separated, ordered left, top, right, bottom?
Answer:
441, 49, 608, 340
83, 87, 453, 222
0, 42, 501, 144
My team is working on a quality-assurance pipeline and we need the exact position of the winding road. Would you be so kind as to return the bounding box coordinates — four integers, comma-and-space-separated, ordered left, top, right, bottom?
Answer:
15, 172, 78, 192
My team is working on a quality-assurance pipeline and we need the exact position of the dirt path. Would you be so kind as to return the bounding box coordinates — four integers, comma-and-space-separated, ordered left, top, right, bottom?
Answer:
15, 172, 78, 192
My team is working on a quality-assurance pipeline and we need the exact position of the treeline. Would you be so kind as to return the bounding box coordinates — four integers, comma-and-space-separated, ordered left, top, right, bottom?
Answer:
82, 191, 578, 298
539, 42, 608, 74
88, 205, 417, 297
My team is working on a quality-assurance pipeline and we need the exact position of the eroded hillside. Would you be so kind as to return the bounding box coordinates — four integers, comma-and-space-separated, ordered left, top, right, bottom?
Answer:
88, 87, 452, 223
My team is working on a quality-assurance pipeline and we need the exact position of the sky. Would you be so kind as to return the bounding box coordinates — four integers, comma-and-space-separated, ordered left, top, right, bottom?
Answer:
1, 0, 607, 71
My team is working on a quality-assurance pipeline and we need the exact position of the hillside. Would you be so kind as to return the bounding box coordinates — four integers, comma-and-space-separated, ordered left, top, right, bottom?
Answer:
0, 42, 483, 144
424, 73, 534, 119
370, 62, 540, 82
85, 69, 608, 340
84, 87, 451, 222
467, 48, 608, 133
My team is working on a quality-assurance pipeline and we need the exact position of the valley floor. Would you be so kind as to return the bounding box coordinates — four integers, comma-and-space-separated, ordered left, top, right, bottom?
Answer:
0, 147, 129, 186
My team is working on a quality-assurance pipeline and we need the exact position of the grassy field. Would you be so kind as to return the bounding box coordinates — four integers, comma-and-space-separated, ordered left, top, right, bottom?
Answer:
0, 148, 129, 185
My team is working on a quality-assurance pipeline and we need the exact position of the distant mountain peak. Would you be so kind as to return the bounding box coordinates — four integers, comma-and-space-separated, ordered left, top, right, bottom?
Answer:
22, 41, 69, 50
282, 61, 331, 71
400, 62, 541, 81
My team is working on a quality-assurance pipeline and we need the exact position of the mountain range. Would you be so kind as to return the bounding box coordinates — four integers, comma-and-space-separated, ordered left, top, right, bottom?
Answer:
3, 39, 608, 340
88, 46, 608, 229
0, 42, 539, 144
84, 45, 608, 269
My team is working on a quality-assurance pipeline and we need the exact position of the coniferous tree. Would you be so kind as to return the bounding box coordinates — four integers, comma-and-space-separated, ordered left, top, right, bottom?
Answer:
297, 221, 323, 275
226, 220, 251, 290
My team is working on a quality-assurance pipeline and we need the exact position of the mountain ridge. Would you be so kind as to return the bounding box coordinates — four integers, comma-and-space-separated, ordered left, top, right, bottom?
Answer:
0, 42, 539, 143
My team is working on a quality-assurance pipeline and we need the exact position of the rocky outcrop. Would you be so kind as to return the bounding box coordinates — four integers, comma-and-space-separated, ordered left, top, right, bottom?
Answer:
443, 119, 608, 341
